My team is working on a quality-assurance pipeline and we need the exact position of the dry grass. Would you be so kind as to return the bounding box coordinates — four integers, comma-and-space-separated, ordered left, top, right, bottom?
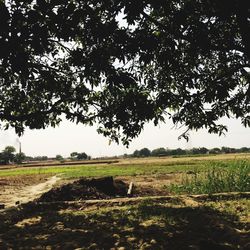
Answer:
118, 152, 250, 165
0, 194, 249, 250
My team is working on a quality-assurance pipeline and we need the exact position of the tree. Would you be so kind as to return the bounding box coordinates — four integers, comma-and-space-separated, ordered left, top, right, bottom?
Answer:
77, 152, 88, 160
199, 147, 209, 155
133, 150, 140, 158
70, 151, 89, 160
55, 154, 64, 161
139, 148, 151, 157
14, 152, 26, 164
70, 152, 79, 160
190, 147, 208, 155
0, 146, 16, 164
221, 146, 236, 154
209, 147, 221, 154
133, 148, 151, 157
0, 1, 249, 145
151, 147, 168, 157
38, 156, 48, 161
171, 148, 186, 156
239, 147, 250, 153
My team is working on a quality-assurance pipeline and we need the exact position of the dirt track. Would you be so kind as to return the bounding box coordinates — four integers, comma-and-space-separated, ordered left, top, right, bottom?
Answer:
0, 175, 61, 208
0, 173, 180, 209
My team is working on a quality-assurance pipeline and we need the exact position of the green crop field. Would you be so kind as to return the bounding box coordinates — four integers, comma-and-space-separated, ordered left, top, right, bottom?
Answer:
1, 154, 250, 195
1, 153, 250, 179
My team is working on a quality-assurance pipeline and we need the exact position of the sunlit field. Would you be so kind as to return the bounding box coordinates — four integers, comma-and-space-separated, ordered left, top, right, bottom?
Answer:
1, 152, 250, 179
0, 153, 249, 249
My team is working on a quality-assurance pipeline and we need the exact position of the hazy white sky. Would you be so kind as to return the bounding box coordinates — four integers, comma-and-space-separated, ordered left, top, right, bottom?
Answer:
0, 118, 249, 158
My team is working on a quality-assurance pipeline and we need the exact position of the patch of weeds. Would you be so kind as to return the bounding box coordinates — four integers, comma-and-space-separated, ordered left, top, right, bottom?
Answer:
205, 199, 250, 226
169, 161, 250, 194
135, 199, 181, 226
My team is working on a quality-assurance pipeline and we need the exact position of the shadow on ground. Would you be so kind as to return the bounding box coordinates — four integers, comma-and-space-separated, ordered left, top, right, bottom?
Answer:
0, 199, 249, 250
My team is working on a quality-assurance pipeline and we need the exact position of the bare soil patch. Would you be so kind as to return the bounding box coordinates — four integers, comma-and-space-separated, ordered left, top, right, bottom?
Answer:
0, 194, 249, 250
37, 175, 178, 203
37, 176, 128, 202
0, 174, 181, 208
0, 174, 62, 208
119, 174, 181, 196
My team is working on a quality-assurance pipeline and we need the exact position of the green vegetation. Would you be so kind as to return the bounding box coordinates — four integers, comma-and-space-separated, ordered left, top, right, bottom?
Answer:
1, 158, 250, 181
170, 161, 250, 194
1, 155, 250, 199
55, 155, 64, 161
70, 152, 91, 160
0, 146, 16, 164
131, 146, 250, 158
0, 162, 202, 178
0, 154, 249, 249
1, 1, 249, 146
0, 146, 26, 165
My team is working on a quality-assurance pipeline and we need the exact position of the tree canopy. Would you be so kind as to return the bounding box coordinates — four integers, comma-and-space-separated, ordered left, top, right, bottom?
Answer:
70, 151, 90, 160
133, 148, 151, 157
0, 0, 249, 145
0, 146, 16, 164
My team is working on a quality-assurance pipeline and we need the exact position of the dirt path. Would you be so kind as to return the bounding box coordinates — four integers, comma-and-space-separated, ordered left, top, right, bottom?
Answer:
0, 175, 61, 208
0, 174, 179, 209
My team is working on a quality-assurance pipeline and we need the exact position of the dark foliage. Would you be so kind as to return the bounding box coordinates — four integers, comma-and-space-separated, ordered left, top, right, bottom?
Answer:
132, 146, 250, 157
0, 1, 249, 144
133, 148, 151, 157
70, 151, 90, 160
0, 146, 16, 164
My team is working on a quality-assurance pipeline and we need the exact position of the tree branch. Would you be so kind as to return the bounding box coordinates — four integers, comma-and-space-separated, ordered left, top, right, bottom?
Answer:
48, 39, 73, 53
236, 1, 250, 61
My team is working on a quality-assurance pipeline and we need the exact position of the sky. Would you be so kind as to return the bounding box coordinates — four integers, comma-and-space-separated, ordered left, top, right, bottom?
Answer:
0, 117, 249, 158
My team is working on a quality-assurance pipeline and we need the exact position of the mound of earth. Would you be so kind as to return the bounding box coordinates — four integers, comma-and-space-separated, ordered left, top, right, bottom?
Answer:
37, 176, 128, 202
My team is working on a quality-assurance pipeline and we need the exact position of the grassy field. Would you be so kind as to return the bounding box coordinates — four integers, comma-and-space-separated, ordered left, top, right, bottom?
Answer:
0, 153, 250, 249
170, 160, 250, 194
1, 153, 250, 179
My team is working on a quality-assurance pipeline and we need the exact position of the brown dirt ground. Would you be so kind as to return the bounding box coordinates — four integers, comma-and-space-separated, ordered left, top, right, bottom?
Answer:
0, 174, 63, 208
0, 193, 249, 250
0, 173, 182, 208
0, 173, 249, 249
119, 173, 182, 196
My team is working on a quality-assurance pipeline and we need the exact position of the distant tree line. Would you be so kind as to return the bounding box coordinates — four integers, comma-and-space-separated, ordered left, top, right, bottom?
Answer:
0, 146, 50, 165
25, 156, 49, 161
52, 152, 91, 162
0, 146, 91, 165
130, 147, 250, 158
28, 151, 91, 162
